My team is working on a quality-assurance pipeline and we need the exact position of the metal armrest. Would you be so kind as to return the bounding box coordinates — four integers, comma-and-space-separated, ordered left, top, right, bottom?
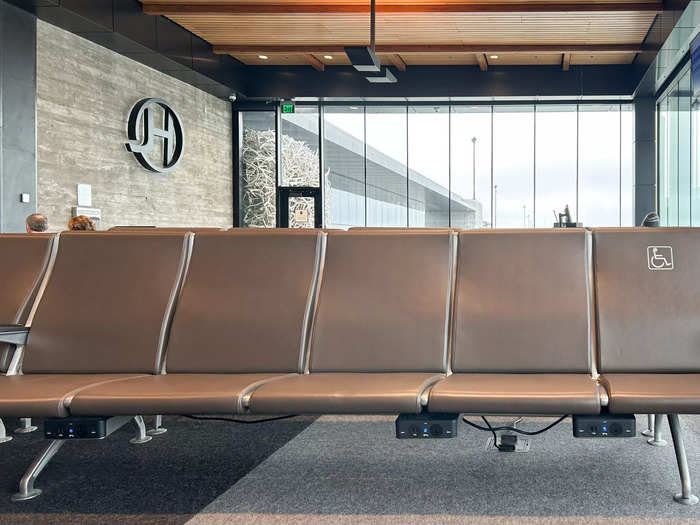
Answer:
0, 325, 29, 346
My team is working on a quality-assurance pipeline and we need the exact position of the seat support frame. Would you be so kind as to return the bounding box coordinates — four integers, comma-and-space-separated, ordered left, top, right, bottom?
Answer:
130, 415, 152, 444
0, 417, 12, 443
641, 414, 654, 437
14, 417, 37, 434
647, 413, 667, 447
146, 414, 167, 436
11, 415, 151, 501
11, 440, 64, 501
667, 414, 699, 505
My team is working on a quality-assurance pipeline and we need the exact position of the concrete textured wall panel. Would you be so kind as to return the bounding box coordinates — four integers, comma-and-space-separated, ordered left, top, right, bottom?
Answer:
36, 21, 233, 231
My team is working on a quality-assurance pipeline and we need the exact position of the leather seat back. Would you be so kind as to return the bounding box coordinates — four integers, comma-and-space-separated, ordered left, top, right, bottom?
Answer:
109, 226, 225, 232
165, 230, 322, 373
23, 232, 190, 374
0, 234, 55, 371
594, 227, 700, 372
309, 230, 454, 373
452, 229, 593, 373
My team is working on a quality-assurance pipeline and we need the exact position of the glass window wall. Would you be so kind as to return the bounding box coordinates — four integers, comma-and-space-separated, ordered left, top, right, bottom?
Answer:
578, 105, 621, 227
240, 111, 276, 228
280, 106, 319, 187
323, 106, 366, 229
493, 106, 534, 228
658, 63, 696, 227
366, 107, 408, 227
408, 106, 450, 227
240, 103, 634, 229
535, 105, 577, 228
451, 106, 491, 228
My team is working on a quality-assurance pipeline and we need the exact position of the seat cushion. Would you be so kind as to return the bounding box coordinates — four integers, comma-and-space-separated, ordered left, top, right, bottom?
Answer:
601, 374, 700, 414
428, 374, 601, 414
69, 374, 292, 415
248, 373, 444, 414
0, 374, 145, 417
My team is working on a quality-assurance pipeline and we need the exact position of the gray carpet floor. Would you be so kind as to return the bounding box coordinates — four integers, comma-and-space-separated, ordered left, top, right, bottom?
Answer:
188, 415, 700, 524
0, 415, 699, 524
0, 415, 318, 524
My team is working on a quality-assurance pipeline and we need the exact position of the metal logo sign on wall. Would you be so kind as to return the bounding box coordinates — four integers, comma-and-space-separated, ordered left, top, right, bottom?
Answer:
125, 98, 184, 173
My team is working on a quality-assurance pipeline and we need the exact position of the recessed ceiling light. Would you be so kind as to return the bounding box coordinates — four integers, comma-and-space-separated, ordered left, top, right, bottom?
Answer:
323, 55, 333, 60
258, 55, 269, 60
489, 55, 499, 59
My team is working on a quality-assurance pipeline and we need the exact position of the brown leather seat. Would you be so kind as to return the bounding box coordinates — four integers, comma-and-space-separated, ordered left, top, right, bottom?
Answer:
595, 228, 700, 413
69, 374, 291, 415
0, 234, 54, 371
0, 232, 190, 416
248, 231, 453, 414
250, 373, 444, 414
600, 374, 700, 414
429, 374, 601, 414
71, 230, 323, 415
429, 230, 601, 414
0, 375, 145, 417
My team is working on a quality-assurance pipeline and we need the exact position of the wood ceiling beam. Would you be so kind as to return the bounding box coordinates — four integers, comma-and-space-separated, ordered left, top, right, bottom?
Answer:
386, 54, 407, 71
476, 53, 488, 71
305, 54, 325, 71
562, 52, 571, 70
142, 2, 664, 15
213, 44, 648, 55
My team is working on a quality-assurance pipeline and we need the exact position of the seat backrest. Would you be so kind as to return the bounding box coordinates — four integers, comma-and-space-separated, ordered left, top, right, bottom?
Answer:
451, 229, 593, 373
23, 232, 190, 374
594, 227, 700, 372
109, 226, 225, 232
165, 229, 322, 373
0, 234, 55, 371
309, 230, 454, 373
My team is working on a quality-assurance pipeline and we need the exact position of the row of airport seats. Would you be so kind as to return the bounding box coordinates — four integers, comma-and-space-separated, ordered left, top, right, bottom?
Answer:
0, 227, 699, 504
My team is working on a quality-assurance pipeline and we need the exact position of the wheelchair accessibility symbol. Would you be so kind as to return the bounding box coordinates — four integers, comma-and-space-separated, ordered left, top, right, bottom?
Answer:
647, 246, 674, 270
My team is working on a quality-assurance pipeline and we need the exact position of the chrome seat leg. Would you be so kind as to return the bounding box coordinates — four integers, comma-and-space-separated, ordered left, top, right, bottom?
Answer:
647, 413, 667, 446
146, 415, 167, 436
667, 414, 699, 505
11, 440, 65, 501
641, 414, 654, 437
0, 418, 13, 444
14, 417, 38, 434
129, 415, 152, 444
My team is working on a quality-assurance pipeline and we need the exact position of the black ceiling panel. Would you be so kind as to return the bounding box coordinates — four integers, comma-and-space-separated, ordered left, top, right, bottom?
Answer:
61, 0, 113, 31
243, 64, 637, 99
124, 51, 191, 73
113, 0, 157, 50
156, 16, 192, 70
78, 30, 153, 55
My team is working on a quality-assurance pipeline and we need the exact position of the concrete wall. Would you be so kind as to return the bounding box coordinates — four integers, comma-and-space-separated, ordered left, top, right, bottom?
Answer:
36, 20, 233, 231
0, 1, 37, 233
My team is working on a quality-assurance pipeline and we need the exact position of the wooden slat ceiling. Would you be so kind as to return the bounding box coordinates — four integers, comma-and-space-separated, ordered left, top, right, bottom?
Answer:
140, 0, 659, 68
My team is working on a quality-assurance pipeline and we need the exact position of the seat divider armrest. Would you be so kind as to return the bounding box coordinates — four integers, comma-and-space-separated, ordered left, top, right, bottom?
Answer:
0, 325, 29, 346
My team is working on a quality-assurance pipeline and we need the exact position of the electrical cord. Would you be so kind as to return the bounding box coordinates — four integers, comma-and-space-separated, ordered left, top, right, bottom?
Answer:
462, 415, 569, 436
180, 414, 300, 424
479, 416, 504, 450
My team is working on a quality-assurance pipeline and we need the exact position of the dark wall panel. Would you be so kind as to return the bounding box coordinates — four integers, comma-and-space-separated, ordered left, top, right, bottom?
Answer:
245, 65, 638, 99
7, 0, 249, 98
0, 0, 37, 233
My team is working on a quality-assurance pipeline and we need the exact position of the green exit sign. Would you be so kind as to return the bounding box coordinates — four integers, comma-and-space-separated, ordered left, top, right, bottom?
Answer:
281, 103, 295, 114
